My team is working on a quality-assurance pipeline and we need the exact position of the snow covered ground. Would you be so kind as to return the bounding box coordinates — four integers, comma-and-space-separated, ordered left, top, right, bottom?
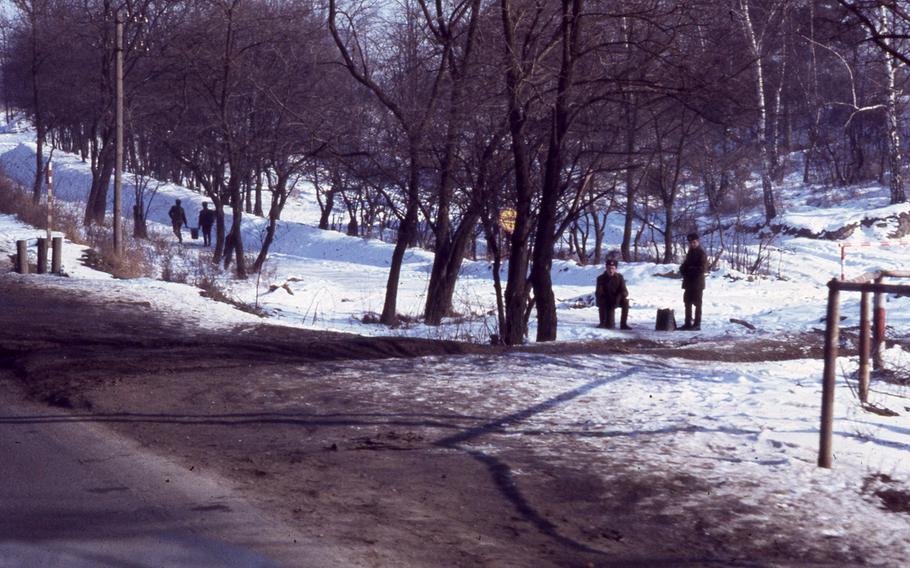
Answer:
1, 126, 910, 548
1, 129, 908, 343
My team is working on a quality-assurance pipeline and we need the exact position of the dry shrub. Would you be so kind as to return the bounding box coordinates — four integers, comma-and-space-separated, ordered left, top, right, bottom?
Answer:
0, 170, 155, 279
0, 169, 264, 316
81, 224, 156, 279
0, 174, 81, 238
0, 174, 43, 224
196, 268, 266, 317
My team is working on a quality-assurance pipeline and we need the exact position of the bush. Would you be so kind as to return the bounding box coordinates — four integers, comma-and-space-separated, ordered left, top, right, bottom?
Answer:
0, 173, 82, 239
0, 168, 264, 316
83, 224, 154, 280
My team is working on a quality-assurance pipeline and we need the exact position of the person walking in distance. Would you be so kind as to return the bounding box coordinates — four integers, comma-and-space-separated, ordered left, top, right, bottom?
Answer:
168, 199, 189, 243
679, 232, 708, 330
197, 202, 216, 246
595, 259, 631, 330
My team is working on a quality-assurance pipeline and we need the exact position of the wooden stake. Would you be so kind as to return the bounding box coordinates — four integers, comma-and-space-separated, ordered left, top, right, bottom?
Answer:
51, 236, 62, 274
36, 238, 47, 274
819, 279, 840, 468
16, 240, 28, 274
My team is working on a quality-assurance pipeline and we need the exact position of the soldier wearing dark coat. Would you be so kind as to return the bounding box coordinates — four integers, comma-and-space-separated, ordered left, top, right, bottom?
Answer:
595, 259, 631, 330
679, 232, 708, 330
197, 202, 216, 246
168, 199, 189, 243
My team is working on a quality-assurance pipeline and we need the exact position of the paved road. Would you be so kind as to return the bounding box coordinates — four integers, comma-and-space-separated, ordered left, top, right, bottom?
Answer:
0, 379, 348, 568
0, 275, 479, 568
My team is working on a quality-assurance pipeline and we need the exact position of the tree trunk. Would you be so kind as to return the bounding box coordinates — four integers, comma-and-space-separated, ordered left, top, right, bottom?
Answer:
254, 168, 264, 216
482, 219, 506, 343
253, 173, 290, 272
132, 203, 147, 239
318, 187, 336, 230
213, 198, 226, 264
317, 170, 338, 231
882, 5, 906, 204
28, 7, 45, 205
592, 210, 604, 266
424, 0, 481, 326
501, 0, 534, 345
739, 0, 777, 222
530, 0, 581, 342
227, 172, 246, 278
32, 122, 45, 204
89, 150, 115, 225
663, 205, 674, 264
619, 17, 638, 262
380, 144, 421, 325
319, 189, 335, 231
424, 208, 481, 323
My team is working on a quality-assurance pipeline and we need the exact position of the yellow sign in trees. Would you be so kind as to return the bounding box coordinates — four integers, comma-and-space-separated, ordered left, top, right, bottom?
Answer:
499, 208, 517, 234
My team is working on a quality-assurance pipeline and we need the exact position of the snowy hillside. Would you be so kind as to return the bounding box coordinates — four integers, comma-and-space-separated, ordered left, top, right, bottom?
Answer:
0, 129, 908, 344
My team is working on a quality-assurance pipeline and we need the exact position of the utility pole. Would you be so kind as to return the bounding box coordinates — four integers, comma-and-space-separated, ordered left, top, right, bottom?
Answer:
113, 9, 124, 255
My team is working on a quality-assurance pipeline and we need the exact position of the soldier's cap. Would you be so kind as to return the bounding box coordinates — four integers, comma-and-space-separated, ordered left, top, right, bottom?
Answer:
686, 232, 699, 241
606, 259, 618, 268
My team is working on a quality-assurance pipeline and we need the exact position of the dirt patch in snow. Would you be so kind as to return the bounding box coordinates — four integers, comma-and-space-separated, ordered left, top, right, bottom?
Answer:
0, 275, 906, 567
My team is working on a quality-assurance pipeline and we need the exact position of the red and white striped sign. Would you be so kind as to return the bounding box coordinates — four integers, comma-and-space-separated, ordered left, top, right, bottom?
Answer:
46, 161, 53, 241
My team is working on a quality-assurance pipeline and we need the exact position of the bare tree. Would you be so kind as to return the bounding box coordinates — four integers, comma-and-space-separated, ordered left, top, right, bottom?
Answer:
422, 0, 483, 326
8, 0, 54, 204
328, 0, 449, 325
733, 0, 788, 223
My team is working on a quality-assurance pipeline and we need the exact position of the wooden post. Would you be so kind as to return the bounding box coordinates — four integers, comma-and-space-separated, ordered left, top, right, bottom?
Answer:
51, 236, 62, 273
819, 279, 840, 469
859, 289, 871, 403
16, 240, 28, 274
872, 274, 885, 370
36, 238, 47, 274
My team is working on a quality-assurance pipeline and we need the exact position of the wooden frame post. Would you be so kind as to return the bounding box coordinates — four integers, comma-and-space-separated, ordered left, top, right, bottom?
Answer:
821, 275, 910, 468
859, 289, 871, 403
819, 279, 840, 469
872, 274, 885, 370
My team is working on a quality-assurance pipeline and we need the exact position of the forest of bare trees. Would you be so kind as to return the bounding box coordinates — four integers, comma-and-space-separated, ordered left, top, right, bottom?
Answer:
0, 0, 908, 343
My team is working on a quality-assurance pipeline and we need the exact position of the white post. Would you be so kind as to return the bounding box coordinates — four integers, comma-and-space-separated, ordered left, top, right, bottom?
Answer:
46, 160, 52, 242
839, 243, 846, 280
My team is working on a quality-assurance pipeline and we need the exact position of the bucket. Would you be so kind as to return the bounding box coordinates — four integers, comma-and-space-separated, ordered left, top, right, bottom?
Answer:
190, 227, 199, 240
655, 308, 676, 331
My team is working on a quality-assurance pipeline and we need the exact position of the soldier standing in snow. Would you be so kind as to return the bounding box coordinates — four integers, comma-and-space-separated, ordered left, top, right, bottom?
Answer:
197, 202, 216, 246
595, 259, 631, 329
679, 232, 708, 330
168, 199, 189, 243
